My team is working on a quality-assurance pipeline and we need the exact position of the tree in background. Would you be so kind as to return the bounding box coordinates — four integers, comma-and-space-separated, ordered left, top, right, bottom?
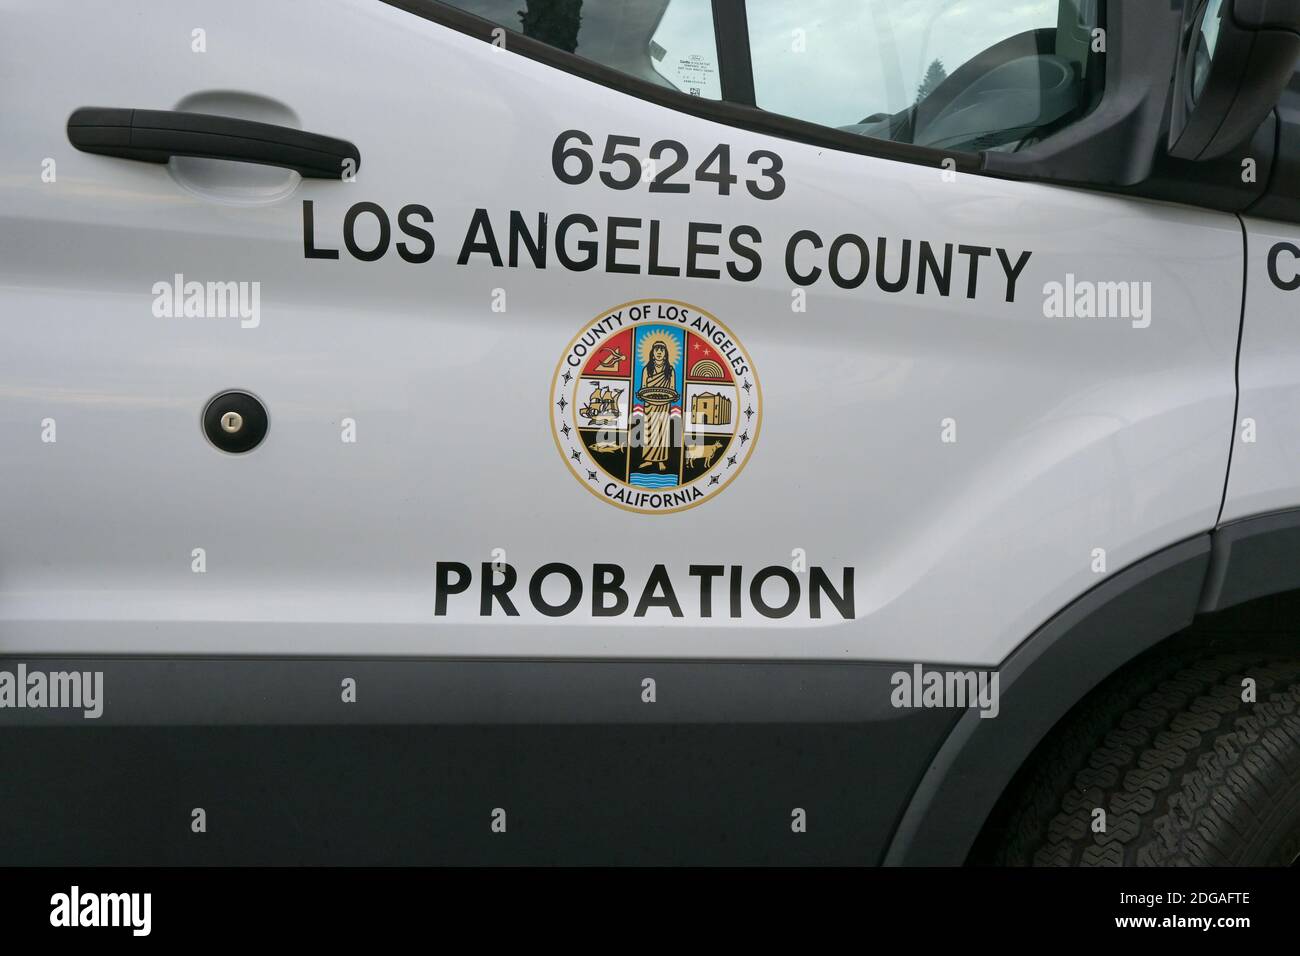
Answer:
518, 0, 583, 54
916, 58, 948, 103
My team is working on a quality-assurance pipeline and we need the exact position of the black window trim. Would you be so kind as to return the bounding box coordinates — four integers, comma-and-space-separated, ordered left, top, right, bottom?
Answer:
378, 0, 984, 173
711, 0, 755, 106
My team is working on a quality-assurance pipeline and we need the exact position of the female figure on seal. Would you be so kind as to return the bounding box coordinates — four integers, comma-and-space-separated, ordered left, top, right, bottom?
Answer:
639, 341, 676, 471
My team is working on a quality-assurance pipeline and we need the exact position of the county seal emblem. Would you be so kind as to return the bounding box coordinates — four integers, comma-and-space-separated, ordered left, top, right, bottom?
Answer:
551, 299, 761, 513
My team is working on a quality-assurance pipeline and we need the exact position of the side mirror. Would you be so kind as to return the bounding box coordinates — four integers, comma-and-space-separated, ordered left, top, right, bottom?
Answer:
1168, 0, 1300, 161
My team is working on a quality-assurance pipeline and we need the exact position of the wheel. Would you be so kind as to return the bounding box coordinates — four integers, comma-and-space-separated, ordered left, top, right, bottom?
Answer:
981, 643, 1300, 866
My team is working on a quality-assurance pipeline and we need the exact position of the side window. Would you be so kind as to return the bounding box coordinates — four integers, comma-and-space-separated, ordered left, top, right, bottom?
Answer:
1190, 0, 1225, 104
744, 0, 1105, 151
441, 0, 723, 99
433, 0, 1103, 157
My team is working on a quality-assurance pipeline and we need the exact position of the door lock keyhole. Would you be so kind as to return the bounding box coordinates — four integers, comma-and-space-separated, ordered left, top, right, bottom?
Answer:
203, 391, 267, 453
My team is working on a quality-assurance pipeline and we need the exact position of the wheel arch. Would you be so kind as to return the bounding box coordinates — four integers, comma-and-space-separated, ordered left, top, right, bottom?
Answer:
883, 506, 1300, 866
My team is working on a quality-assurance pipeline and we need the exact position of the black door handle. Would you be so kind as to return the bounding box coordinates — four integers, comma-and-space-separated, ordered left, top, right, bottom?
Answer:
67, 107, 360, 179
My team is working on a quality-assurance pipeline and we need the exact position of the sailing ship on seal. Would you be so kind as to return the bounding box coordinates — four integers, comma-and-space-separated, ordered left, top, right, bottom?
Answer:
579, 383, 623, 426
